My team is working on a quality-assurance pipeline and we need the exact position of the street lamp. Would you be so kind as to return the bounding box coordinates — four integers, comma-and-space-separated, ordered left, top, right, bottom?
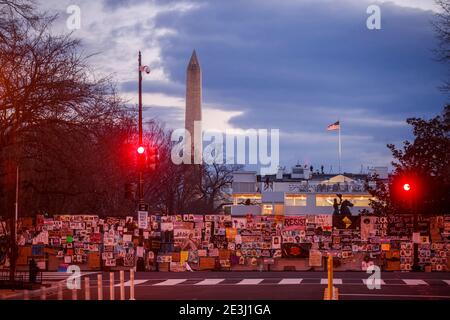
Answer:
137, 51, 151, 205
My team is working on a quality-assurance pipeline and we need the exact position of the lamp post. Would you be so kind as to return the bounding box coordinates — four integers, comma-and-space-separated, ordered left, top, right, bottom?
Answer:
137, 51, 150, 205
138, 51, 143, 205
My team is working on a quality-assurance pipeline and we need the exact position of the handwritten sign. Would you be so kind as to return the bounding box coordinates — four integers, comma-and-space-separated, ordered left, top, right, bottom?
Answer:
284, 216, 306, 231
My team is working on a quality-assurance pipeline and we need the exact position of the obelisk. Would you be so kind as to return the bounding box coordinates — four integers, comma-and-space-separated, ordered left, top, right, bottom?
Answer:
185, 50, 202, 164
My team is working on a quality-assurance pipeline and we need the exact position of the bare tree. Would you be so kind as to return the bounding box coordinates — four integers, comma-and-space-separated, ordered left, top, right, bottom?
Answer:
0, 1, 134, 278
434, 0, 450, 92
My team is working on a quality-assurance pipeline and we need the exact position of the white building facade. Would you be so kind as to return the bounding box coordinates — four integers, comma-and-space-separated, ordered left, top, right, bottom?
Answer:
229, 165, 389, 216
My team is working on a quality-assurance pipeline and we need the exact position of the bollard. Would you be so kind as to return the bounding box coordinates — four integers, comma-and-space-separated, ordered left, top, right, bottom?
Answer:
97, 274, 103, 300
129, 269, 135, 300
40, 286, 46, 300
110, 272, 115, 300
23, 289, 29, 300
57, 282, 63, 300
72, 288, 78, 300
84, 277, 90, 300
120, 270, 125, 300
328, 253, 333, 300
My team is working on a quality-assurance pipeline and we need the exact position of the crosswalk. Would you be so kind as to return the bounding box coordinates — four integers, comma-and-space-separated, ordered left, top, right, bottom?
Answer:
39, 273, 450, 287
112, 278, 450, 287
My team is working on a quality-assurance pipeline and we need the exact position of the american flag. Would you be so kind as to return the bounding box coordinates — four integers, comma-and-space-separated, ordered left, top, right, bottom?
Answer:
327, 121, 340, 131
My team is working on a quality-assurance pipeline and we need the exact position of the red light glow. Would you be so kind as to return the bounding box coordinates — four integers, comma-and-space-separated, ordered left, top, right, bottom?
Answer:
137, 146, 145, 154
403, 183, 411, 191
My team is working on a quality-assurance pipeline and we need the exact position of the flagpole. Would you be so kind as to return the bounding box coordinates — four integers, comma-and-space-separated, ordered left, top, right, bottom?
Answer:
338, 121, 342, 174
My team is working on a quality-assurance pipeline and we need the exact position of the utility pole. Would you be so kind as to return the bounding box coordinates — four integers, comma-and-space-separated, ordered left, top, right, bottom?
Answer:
138, 51, 144, 205
8, 164, 19, 282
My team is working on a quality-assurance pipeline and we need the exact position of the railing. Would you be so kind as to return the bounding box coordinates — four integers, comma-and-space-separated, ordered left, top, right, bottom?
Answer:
262, 183, 370, 193
0, 270, 43, 285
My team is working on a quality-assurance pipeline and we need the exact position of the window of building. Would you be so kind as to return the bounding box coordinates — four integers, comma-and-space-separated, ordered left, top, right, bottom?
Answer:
263, 204, 273, 215
233, 194, 262, 205
315, 195, 373, 207
285, 195, 307, 206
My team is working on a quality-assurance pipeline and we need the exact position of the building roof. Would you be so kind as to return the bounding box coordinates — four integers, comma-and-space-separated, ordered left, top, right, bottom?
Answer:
257, 173, 369, 183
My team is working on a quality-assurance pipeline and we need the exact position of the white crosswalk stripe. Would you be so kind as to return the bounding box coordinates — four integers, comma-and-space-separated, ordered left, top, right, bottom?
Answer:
321, 278, 342, 285
195, 279, 225, 286
153, 279, 187, 286
116, 279, 148, 287
403, 279, 428, 285
237, 279, 264, 285
278, 278, 303, 285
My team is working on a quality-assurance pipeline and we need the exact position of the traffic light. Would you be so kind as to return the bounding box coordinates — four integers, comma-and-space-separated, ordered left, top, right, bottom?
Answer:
390, 172, 421, 213
147, 147, 159, 170
136, 145, 146, 169
135, 144, 158, 170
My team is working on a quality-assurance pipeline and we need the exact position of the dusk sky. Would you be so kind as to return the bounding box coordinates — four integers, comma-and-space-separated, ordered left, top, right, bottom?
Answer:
40, 0, 447, 173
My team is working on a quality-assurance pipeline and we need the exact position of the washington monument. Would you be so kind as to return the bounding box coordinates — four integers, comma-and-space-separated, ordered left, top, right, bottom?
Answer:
185, 50, 202, 164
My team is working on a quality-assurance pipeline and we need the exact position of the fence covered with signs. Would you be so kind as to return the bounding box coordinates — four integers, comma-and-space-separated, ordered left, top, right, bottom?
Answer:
0, 214, 449, 272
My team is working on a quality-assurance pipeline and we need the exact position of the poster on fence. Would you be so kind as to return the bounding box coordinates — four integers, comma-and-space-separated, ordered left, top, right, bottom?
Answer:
283, 216, 306, 231
333, 215, 360, 230
281, 243, 311, 258
138, 211, 148, 229
309, 249, 322, 267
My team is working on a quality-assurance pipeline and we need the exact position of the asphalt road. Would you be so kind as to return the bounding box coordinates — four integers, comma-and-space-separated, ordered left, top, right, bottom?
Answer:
21, 271, 450, 300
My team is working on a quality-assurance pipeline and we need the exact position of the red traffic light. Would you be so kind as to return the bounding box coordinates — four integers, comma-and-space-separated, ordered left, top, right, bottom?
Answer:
403, 183, 411, 191
137, 146, 145, 154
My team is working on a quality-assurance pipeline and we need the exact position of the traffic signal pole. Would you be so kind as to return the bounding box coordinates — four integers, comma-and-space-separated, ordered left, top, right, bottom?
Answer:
138, 51, 144, 205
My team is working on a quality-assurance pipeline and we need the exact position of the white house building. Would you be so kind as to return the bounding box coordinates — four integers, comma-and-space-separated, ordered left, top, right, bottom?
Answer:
228, 165, 389, 216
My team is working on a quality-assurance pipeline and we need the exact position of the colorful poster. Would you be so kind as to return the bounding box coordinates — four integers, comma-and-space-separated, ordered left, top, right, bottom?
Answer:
271, 236, 281, 249
281, 243, 311, 258
361, 216, 377, 241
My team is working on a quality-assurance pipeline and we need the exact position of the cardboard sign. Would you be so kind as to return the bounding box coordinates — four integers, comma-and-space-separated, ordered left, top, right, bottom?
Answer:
88, 253, 101, 268
309, 249, 322, 267
199, 257, 216, 270
226, 228, 237, 240
284, 216, 306, 231
161, 222, 174, 232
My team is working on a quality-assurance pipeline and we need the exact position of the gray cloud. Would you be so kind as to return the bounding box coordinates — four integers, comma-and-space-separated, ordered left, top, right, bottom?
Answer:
41, 0, 448, 172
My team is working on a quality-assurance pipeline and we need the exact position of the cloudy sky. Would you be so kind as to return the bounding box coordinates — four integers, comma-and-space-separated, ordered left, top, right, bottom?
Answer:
39, 0, 447, 173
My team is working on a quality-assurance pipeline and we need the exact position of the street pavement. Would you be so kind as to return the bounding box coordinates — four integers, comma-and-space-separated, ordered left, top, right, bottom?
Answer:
9, 271, 450, 300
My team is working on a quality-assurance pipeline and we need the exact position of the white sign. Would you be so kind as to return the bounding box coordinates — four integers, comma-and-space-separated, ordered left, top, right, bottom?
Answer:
138, 211, 148, 229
